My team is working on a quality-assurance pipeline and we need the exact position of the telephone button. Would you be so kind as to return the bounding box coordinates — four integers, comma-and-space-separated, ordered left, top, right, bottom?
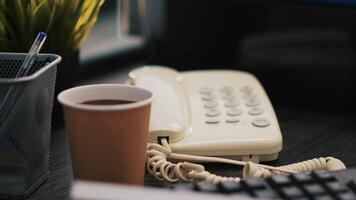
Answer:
245, 99, 260, 107
240, 86, 253, 93
226, 118, 240, 123
227, 108, 242, 116
222, 94, 236, 100
206, 109, 221, 117
242, 93, 257, 99
248, 107, 264, 116
200, 87, 213, 94
201, 94, 216, 101
225, 100, 240, 108
220, 86, 233, 93
204, 101, 218, 108
206, 118, 220, 124
252, 118, 270, 127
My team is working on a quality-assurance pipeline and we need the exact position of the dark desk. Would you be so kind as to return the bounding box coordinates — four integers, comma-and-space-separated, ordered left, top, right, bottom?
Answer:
28, 68, 356, 199
144, 107, 356, 187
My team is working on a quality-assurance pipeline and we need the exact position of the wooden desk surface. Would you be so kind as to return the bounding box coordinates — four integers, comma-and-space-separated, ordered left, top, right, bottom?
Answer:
27, 68, 356, 199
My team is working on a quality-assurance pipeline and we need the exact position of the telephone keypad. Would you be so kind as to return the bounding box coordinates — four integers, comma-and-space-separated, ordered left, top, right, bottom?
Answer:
200, 87, 214, 94
248, 107, 264, 116
240, 86, 253, 93
201, 94, 216, 101
224, 100, 240, 108
226, 118, 240, 123
245, 99, 260, 107
242, 93, 257, 99
252, 118, 270, 127
206, 118, 220, 124
220, 86, 233, 93
222, 94, 236, 100
201, 85, 269, 128
204, 101, 218, 108
227, 108, 242, 116
206, 109, 221, 117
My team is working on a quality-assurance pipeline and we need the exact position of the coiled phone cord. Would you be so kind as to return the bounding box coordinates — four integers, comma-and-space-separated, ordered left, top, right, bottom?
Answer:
146, 138, 346, 184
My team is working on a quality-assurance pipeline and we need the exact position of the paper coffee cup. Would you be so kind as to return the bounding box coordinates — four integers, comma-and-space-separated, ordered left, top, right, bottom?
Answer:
58, 84, 154, 185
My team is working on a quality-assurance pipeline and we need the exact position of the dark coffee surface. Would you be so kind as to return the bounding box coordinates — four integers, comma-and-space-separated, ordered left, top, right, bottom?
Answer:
81, 99, 135, 105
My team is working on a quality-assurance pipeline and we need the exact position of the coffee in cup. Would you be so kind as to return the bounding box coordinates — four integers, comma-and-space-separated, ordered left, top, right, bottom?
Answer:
58, 84, 154, 185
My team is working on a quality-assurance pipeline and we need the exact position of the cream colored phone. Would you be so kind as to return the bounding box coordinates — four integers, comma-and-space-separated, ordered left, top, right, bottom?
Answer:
128, 66, 282, 163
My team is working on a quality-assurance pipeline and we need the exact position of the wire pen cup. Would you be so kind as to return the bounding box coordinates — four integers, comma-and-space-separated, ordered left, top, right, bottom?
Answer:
0, 53, 61, 199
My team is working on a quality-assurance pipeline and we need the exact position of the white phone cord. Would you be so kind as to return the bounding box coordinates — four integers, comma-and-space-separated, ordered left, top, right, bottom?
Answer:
146, 138, 346, 184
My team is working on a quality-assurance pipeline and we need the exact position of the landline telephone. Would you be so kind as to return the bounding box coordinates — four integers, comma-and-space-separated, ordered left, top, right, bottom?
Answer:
128, 66, 346, 183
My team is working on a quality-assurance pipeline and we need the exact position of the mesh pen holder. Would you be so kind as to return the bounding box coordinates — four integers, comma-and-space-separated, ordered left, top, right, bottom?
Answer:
0, 53, 61, 199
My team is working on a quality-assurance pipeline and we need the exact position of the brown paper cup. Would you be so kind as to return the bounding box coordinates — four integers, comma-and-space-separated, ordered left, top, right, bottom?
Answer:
58, 84, 154, 185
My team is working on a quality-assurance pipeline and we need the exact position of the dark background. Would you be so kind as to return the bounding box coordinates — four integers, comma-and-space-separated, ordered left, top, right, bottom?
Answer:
81, 0, 356, 114
142, 0, 356, 113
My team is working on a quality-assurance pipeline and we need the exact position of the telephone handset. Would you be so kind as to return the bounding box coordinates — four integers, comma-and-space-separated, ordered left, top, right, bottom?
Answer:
128, 66, 346, 183
128, 67, 189, 143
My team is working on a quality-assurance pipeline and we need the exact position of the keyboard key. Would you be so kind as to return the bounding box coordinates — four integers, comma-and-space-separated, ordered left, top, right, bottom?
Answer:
281, 186, 304, 198
304, 184, 326, 195
338, 192, 356, 200
243, 178, 266, 189
219, 181, 243, 193
347, 181, 356, 193
292, 198, 309, 200
315, 195, 336, 200
254, 190, 277, 199
314, 171, 337, 182
326, 182, 348, 193
268, 175, 292, 186
292, 173, 314, 183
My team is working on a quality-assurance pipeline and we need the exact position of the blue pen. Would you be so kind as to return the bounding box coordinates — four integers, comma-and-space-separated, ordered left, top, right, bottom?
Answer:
0, 32, 47, 125
16, 32, 47, 77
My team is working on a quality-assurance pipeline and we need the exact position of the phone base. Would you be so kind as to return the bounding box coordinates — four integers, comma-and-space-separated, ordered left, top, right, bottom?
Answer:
217, 153, 279, 163
170, 153, 279, 164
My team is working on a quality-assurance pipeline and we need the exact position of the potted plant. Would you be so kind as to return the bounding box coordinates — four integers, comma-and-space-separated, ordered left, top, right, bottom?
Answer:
0, 0, 105, 127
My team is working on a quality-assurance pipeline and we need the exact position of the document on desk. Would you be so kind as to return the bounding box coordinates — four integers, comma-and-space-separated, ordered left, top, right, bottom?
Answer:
71, 181, 256, 200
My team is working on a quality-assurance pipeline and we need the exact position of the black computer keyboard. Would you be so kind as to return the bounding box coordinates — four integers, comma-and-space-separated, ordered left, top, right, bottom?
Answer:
174, 168, 356, 200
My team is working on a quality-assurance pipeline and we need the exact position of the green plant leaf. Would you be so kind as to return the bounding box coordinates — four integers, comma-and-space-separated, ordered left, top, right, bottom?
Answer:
0, 21, 5, 36
0, 0, 105, 53
45, 3, 56, 33
32, 0, 46, 15
14, 0, 26, 47
0, 8, 20, 50
72, 0, 104, 50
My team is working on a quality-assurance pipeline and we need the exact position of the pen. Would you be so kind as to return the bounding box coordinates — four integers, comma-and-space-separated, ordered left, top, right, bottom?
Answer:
16, 32, 47, 77
0, 32, 47, 125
